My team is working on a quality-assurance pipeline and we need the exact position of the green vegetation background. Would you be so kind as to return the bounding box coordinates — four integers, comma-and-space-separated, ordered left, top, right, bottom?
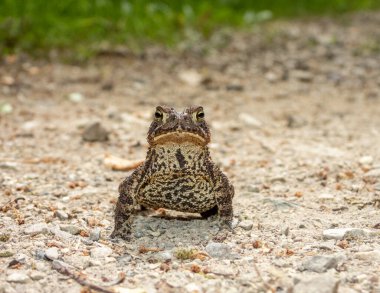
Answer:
1, 0, 379, 59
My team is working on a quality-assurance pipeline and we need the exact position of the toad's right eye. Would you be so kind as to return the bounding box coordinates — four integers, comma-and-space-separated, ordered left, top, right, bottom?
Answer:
155, 111, 163, 119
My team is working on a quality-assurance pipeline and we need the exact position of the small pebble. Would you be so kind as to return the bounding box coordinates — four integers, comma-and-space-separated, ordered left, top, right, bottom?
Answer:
24, 223, 49, 236
91, 246, 113, 258
294, 273, 339, 293
35, 249, 46, 260
7, 272, 30, 283
89, 228, 101, 241
364, 168, 380, 178
68, 92, 84, 103
205, 242, 231, 259
55, 210, 69, 220
82, 122, 109, 142
354, 250, 380, 262
155, 251, 172, 262
301, 254, 345, 273
238, 220, 254, 231
45, 247, 59, 260
323, 228, 375, 240
29, 271, 46, 281
359, 156, 373, 165
60, 225, 81, 235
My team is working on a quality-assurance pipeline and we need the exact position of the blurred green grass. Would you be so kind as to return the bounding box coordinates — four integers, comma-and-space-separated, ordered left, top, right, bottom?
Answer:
1, 0, 379, 60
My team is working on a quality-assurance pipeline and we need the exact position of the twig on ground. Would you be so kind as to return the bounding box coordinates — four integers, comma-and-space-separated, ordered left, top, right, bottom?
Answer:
52, 260, 125, 293
0, 197, 26, 212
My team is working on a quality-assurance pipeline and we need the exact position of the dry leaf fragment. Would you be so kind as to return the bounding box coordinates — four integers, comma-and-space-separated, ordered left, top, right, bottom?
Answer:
190, 264, 201, 273
87, 217, 98, 227
80, 230, 89, 237
138, 246, 162, 254
1, 76, 15, 86
192, 251, 209, 261
294, 191, 303, 198
337, 240, 349, 249
82, 250, 90, 256
160, 263, 170, 272
104, 155, 144, 171
252, 240, 262, 249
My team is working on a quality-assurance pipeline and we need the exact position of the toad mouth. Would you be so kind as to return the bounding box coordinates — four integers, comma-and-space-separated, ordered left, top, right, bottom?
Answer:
153, 131, 206, 145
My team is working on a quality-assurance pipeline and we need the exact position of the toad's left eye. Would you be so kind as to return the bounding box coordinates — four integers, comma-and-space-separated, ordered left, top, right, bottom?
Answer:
155, 111, 163, 120
196, 111, 205, 120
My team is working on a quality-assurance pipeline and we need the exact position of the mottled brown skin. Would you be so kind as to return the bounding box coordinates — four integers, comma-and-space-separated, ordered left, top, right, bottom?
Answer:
111, 106, 234, 240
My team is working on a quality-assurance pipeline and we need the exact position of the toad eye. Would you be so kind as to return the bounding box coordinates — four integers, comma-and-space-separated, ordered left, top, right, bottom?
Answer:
196, 111, 205, 120
155, 111, 163, 120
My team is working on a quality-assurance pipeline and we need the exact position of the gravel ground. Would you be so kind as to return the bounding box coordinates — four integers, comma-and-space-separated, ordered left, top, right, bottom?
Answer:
1, 12, 380, 293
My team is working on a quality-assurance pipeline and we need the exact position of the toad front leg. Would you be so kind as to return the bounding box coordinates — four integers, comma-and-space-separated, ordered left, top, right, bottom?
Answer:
212, 165, 234, 229
111, 166, 144, 240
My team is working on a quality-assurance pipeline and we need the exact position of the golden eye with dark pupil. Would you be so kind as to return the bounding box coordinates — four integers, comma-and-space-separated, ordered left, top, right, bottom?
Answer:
155, 111, 163, 119
196, 111, 204, 119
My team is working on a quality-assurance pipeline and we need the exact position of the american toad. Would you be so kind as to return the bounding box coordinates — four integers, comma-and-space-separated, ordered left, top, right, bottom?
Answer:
111, 106, 234, 239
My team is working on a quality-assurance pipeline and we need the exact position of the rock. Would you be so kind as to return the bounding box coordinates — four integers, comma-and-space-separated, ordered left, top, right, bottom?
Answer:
231, 218, 239, 229
239, 113, 262, 128
178, 69, 204, 86
323, 228, 375, 240
281, 226, 290, 236
24, 223, 48, 235
49, 227, 73, 241
301, 255, 345, 273
35, 249, 46, 260
155, 251, 172, 262
374, 183, 380, 191
318, 194, 334, 200
247, 184, 260, 193
209, 264, 237, 276
364, 168, 380, 178
265, 72, 279, 82
270, 176, 287, 183
14, 253, 28, 264
52, 260, 72, 272
0, 250, 14, 257
60, 225, 81, 235
0, 103, 13, 114
89, 228, 101, 241
29, 271, 46, 281
82, 122, 109, 142
0, 283, 17, 293
205, 242, 231, 258
6, 272, 30, 283
55, 210, 69, 220
354, 250, 380, 262
226, 84, 244, 91
68, 92, 84, 103
45, 247, 59, 260
292, 70, 313, 82
294, 274, 339, 293
238, 220, 254, 231
0, 162, 18, 170
164, 271, 189, 287
313, 241, 335, 251
185, 283, 202, 293
286, 115, 306, 128
359, 156, 373, 165
91, 246, 113, 258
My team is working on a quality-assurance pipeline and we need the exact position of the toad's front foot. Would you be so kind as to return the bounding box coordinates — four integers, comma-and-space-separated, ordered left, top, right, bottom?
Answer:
218, 219, 234, 232
110, 228, 132, 241
110, 220, 132, 240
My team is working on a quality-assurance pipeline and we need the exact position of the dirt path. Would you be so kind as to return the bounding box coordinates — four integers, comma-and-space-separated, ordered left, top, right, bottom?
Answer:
1, 12, 380, 293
